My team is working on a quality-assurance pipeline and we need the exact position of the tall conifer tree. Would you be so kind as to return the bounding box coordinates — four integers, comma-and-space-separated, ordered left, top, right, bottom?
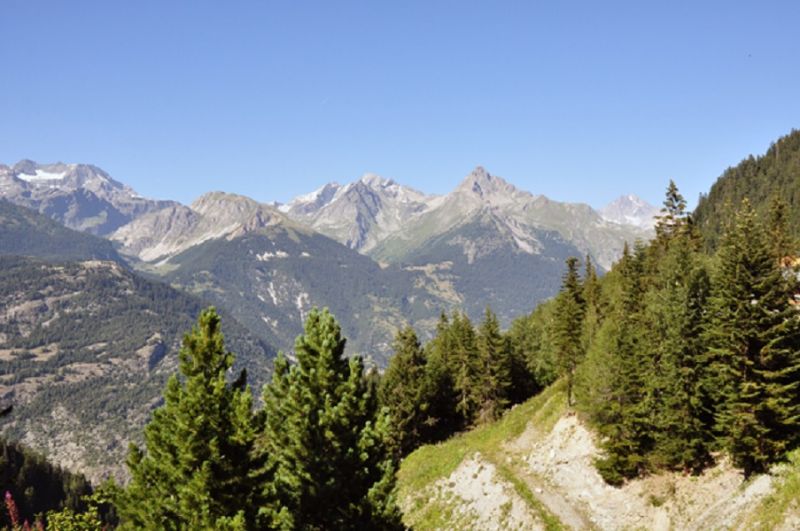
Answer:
705, 200, 800, 476
553, 257, 586, 406
476, 307, 512, 421
648, 233, 712, 470
118, 308, 264, 530
379, 326, 436, 456
259, 308, 402, 529
448, 312, 482, 425
593, 244, 652, 484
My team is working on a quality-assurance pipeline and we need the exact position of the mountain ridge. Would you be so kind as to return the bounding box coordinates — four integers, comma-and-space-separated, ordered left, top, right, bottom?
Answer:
0, 160, 176, 236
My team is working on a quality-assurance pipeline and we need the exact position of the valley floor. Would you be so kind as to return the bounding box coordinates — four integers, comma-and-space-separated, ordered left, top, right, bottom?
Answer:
398, 381, 800, 530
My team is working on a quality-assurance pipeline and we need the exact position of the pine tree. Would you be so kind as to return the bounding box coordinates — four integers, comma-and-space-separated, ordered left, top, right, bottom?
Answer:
580, 255, 604, 371
647, 232, 713, 471
117, 308, 264, 530
504, 313, 544, 405
476, 307, 512, 422
379, 326, 436, 457
258, 308, 402, 530
552, 257, 586, 406
448, 312, 482, 426
654, 179, 688, 245
705, 200, 800, 477
769, 195, 796, 264
636, 181, 714, 471
592, 245, 652, 484
422, 312, 461, 439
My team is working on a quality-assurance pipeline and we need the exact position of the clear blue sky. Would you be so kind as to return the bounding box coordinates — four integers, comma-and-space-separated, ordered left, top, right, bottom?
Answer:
2, 1, 798, 209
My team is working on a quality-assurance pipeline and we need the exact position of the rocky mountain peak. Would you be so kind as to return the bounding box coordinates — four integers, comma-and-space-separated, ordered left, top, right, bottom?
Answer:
600, 194, 659, 229
454, 167, 529, 206
190, 191, 288, 232
191, 191, 259, 214
358, 173, 394, 189
12, 159, 39, 175
0, 160, 175, 236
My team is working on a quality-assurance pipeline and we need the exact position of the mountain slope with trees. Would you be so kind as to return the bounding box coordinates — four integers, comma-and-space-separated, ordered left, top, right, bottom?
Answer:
0, 256, 274, 483
694, 128, 800, 250
0, 199, 122, 263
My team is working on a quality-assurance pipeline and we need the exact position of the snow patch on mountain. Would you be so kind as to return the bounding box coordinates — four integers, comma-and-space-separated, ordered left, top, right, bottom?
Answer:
17, 169, 68, 182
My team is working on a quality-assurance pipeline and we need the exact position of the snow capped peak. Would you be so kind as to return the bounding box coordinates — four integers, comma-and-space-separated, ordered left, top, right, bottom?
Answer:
600, 194, 659, 229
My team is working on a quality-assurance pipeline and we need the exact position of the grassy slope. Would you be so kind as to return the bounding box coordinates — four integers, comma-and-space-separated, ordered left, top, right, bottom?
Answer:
397, 380, 568, 530
398, 379, 800, 530
740, 449, 800, 529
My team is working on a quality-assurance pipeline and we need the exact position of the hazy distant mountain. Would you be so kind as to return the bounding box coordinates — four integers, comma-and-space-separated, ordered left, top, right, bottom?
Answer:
0, 160, 176, 235
3, 160, 653, 362
276, 167, 653, 326
279, 174, 437, 253
600, 194, 660, 230
366, 167, 650, 271
111, 192, 448, 363
111, 191, 292, 263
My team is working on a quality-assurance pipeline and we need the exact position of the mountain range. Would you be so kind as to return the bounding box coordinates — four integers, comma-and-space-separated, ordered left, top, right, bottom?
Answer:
0, 161, 656, 363
0, 201, 274, 481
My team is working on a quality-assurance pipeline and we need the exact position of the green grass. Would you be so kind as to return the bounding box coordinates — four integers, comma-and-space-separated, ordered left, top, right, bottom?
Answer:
398, 380, 568, 529
494, 460, 564, 531
741, 448, 800, 529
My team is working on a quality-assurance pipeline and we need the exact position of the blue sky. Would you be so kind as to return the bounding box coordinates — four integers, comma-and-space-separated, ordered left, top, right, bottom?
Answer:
1, 1, 798, 208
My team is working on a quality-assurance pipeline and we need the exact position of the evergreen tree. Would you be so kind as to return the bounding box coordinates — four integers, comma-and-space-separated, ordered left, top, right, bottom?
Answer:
117, 308, 264, 530
768, 195, 796, 263
448, 312, 482, 426
422, 312, 461, 439
592, 244, 652, 484
647, 232, 713, 471
654, 179, 688, 245
704, 200, 800, 477
504, 313, 545, 404
259, 308, 402, 530
552, 257, 586, 406
476, 307, 512, 421
580, 255, 604, 372
379, 326, 436, 457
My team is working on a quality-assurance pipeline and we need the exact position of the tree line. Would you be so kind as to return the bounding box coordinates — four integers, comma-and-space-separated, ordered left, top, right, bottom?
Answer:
4, 307, 554, 529
549, 182, 800, 484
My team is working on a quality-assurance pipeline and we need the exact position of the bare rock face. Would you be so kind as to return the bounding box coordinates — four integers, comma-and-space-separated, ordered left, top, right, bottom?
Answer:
280, 173, 435, 253
110, 192, 298, 262
0, 160, 177, 235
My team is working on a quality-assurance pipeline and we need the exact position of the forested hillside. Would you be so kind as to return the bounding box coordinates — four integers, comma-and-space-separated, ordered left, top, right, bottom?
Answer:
0, 436, 94, 528
395, 179, 800, 529
695, 129, 800, 249
524, 181, 800, 482
0, 256, 274, 482
0, 200, 122, 262
159, 223, 447, 365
